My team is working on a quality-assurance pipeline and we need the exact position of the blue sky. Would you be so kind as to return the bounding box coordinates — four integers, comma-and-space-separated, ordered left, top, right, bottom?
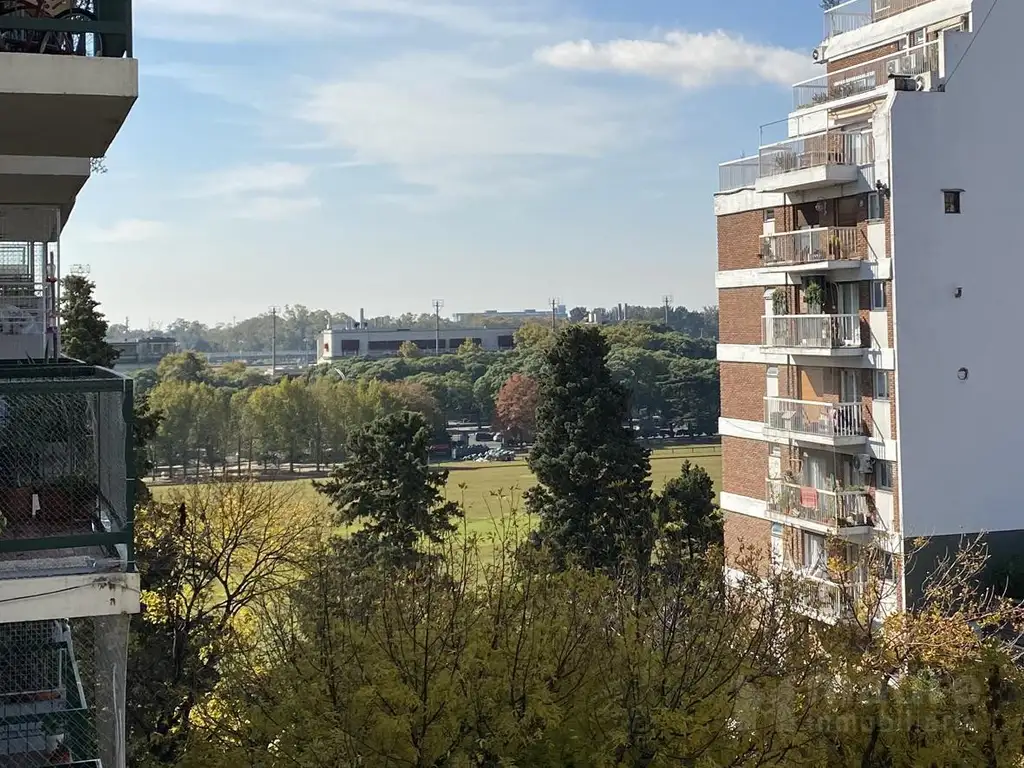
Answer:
65, 0, 824, 327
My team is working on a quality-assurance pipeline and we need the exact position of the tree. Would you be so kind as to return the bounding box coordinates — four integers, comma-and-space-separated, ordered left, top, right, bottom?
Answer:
317, 411, 462, 566
494, 373, 540, 442
156, 351, 210, 384
656, 460, 723, 565
127, 482, 319, 766
568, 306, 589, 323
59, 274, 119, 367
525, 325, 655, 572
513, 321, 553, 351
398, 339, 422, 358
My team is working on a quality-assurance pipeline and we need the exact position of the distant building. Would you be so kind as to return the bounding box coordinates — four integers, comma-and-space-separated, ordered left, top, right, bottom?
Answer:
110, 336, 178, 366
452, 306, 566, 323
318, 326, 514, 360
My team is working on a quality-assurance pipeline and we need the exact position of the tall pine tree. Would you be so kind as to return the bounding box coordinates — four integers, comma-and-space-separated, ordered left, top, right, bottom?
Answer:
59, 274, 119, 367
525, 325, 655, 572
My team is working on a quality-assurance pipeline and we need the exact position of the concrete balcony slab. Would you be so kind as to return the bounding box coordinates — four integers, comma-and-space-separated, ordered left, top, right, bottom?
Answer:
0, 157, 88, 234
0, 52, 137, 158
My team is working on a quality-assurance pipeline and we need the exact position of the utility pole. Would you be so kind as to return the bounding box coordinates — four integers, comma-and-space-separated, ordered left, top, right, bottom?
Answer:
432, 299, 444, 355
550, 297, 560, 332
663, 294, 673, 327
269, 305, 279, 377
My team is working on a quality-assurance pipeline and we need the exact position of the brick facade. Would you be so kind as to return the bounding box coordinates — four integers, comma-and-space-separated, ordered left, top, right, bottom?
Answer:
722, 436, 768, 501
720, 363, 766, 423
719, 287, 766, 345
724, 511, 772, 575
827, 41, 901, 73
717, 210, 766, 272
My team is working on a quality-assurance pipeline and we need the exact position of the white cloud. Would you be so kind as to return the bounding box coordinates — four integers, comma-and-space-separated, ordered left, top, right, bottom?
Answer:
133, 0, 547, 43
84, 219, 167, 244
535, 30, 815, 89
297, 51, 645, 199
231, 196, 323, 220
189, 162, 313, 199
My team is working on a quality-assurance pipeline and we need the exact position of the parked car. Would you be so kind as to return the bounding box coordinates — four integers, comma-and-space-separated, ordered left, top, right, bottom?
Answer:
474, 431, 494, 442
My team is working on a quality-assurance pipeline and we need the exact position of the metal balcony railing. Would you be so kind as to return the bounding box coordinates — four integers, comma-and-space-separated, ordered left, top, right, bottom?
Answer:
824, 0, 939, 38
0, 0, 132, 58
718, 157, 759, 192
759, 132, 874, 180
761, 226, 861, 266
767, 477, 872, 528
794, 41, 939, 110
0, 362, 135, 578
765, 396, 863, 439
763, 314, 861, 350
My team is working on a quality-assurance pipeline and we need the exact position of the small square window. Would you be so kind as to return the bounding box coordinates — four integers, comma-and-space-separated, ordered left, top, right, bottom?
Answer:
764, 208, 775, 222
867, 191, 883, 221
908, 28, 925, 47
873, 370, 889, 400
944, 190, 962, 214
876, 460, 894, 490
871, 281, 887, 310
769, 444, 781, 457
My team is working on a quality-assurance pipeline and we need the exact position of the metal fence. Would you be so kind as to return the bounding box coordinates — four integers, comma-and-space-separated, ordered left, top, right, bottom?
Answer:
763, 314, 862, 350
761, 226, 861, 266
0, 0, 132, 58
718, 157, 760, 192
758, 132, 875, 180
0, 615, 128, 767
0, 364, 134, 578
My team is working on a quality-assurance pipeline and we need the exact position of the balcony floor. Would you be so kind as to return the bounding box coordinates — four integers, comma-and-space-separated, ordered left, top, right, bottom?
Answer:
0, 518, 121, 579
764, 427, 868, 449
756, 164, 860, 193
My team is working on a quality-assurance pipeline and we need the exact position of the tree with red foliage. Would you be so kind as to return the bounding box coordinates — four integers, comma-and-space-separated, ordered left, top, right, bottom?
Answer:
495, 373, 540, 443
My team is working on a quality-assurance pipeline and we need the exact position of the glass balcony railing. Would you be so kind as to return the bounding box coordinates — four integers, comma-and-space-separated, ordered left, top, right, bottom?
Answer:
759, 131, 874, 181
824, 0, 939, 38
0, 362, 135, 579
0, 0, 132, 58
767, 478, 872, 528
794, 42, 939, 110
718, 157, 760, 192
763, 314, 862, 351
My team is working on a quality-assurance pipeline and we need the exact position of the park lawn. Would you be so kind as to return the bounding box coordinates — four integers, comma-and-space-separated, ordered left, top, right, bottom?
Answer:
152, 446, 722, 555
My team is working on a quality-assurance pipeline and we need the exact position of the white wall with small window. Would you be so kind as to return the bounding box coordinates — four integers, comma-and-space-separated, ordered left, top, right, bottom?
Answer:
872, 369, 891, 440
868, 280, 889, 347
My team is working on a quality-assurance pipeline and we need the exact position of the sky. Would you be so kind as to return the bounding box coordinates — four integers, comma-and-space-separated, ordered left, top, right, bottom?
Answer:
65, 0, 825, 328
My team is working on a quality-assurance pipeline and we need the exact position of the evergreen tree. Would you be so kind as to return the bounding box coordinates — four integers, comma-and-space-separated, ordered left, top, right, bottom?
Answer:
525, 325, 655, 572
656, 461, 723, 570
317, 410, 462, 566
59, 274, 119, 367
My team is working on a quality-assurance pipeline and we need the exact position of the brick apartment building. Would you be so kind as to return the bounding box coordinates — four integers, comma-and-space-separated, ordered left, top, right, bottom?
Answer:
715, 0, 1021, 616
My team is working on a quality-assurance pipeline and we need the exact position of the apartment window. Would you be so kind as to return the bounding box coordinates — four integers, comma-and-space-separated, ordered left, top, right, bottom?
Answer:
867, 191, 883, 221
763, 208, 775, 222
769, 444, 781, 457
802, 531, 827, 572
908, 28, 926, 47
944, 190, 962, 214
876, 460, 894, 491
871, 281, 887, 310
873, 370, 889, 400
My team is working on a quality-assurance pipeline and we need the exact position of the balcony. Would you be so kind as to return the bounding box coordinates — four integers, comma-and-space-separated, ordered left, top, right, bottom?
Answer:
0, 207, 60, 361
718, 156, 759, 193
0, 0, 136, 159
794, 42, 939, 110
761, 226, 863, 271
824, 0, 939, 38
757, 131, 873, 193
763, 314, 864, 357
767, 478, 873, 533
0, 362, 134, 579
764, 396, 866, 447
0, 617, 124, 765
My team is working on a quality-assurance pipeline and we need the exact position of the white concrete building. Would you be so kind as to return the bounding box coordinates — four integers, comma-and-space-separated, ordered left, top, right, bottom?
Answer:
318, 326, 515, 360
715, 0, 1012, 616
0, 6, 139, 766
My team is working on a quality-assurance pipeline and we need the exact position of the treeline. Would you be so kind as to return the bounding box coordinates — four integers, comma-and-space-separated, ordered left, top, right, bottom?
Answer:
127, 325, 1024, 768
138, 321, 720, 477
109, 303, 719, 353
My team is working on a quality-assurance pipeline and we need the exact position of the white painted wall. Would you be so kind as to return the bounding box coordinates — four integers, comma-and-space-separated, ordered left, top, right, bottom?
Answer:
824, 0, 972, 59
0, 573, 140, 624
888, 0, 1021, 537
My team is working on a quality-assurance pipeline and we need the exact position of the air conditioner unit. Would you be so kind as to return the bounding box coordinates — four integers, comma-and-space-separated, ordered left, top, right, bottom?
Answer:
854, 454, 875, 474
914, 72, 933, 91
812, 45, 827, 63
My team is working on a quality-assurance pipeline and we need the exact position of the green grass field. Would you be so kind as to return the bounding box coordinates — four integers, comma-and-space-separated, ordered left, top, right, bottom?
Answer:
153, 445, 722, 551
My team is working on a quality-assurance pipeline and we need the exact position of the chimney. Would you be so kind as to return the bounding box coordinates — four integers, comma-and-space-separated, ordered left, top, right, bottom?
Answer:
360, 308, 365, 329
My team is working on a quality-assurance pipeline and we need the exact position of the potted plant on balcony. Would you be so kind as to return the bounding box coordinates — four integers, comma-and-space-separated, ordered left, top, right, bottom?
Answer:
828, 232, 845, 259
803, 281, 825, 313
771, 287, 789, 316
